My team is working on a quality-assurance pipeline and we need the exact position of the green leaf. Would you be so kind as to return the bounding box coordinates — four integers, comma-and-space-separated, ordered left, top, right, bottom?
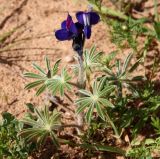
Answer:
103, 67, 114, 76
45, 56, 51, 71
36, 84, 46, 96
131, 139, 141, 146
96, 103, 105, 120
99, 98, 115, 108
122, 53, 133, 74
129, 58, 142, 73
116, 60, 122, 76
32, 63, 46, 76
154, 22, 160, 40
23, 72, 45, 79
80, 143, 125, 155
76, 99, 92, 114
25, 103, 35, 113
78, 89, 93, 97
24, 80, 45, 90
86, 104, 94, 123
103, 51, 118, 65
145, 139, 155, 145
98, 85, 115, 97
47, 68, 71, 96
52, 59, 61, 76
20, 106, 61, 148
76, 79, 115, 123
83, 45, 102, 72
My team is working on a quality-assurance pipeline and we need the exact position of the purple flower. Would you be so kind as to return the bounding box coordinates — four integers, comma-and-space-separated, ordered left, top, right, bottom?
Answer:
55, 14, 79, 41
76, 11, 100, 39
55, 12, 99, 56
55, 14, 85, 56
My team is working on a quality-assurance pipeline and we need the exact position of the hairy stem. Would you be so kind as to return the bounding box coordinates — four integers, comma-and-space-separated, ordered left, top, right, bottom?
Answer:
78, 55, 85, 88
76, 55, 85, 133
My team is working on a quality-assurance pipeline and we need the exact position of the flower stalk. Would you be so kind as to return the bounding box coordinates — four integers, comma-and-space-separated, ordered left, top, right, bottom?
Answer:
76, 55, 85, 133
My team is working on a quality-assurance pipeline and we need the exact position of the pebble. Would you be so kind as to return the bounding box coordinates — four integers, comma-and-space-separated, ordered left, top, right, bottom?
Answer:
64, 56, 75, 63
64, 112, 72, 119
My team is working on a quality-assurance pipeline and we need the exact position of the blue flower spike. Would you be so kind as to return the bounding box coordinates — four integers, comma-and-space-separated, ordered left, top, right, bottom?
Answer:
76, 11, 100, 39
55, 14, 78, 41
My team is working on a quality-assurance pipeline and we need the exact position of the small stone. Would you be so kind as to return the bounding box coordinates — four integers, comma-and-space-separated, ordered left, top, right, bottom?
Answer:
65, 56, 75, 63
64, 112, 72, 119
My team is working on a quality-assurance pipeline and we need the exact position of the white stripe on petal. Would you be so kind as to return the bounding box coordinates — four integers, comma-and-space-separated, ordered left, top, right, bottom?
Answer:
83, 13, 90, 26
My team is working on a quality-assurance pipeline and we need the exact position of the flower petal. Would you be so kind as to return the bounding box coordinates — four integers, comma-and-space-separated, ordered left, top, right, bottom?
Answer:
84, 26, 91, 39
76, 11, 85, 25
61, 20, 66, 29
89, 12, 100, 25
69, 22, 78, 34
76, 11, 100, 26
66, 14, 72, 29
55, 29, 72, 41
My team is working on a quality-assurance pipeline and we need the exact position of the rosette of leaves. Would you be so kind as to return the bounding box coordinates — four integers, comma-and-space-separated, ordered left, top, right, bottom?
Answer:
24, 56, 72, 96
20, 106, 61, 148
76, 78, 115, 123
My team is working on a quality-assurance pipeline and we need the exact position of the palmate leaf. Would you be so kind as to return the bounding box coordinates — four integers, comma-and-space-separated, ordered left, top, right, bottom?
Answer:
24, 57, 61, 96
71, 46, 102, 77
102, 52, 142, 97
76, 78, 115, 123
84, 45, 103, 72
46, 68, 72, 96
20, 106, 61, 148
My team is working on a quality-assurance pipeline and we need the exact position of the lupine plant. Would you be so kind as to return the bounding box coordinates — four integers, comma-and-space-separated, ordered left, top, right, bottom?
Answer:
19, 5, 160, 157
1, 1, 160, 158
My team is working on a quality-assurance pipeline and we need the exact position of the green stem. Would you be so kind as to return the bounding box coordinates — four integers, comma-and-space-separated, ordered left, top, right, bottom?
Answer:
105, 111, 120, 139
